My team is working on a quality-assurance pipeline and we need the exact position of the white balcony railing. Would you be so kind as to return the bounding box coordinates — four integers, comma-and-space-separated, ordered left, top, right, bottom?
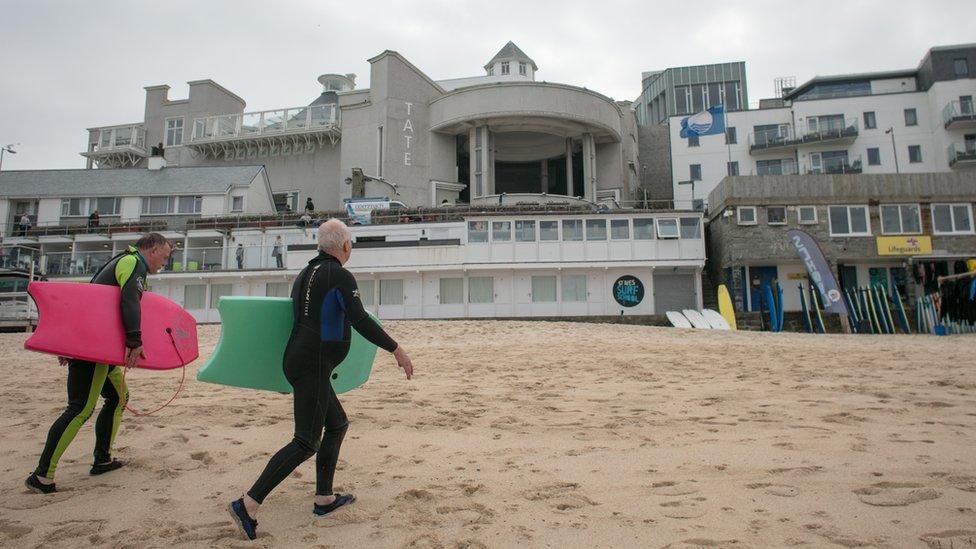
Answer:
91, 124, 147, 153
189, 104, 339, 143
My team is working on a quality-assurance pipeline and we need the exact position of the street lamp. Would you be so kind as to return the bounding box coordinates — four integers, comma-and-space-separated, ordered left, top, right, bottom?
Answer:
884, 128, 900, 174
0, 143, 18, 171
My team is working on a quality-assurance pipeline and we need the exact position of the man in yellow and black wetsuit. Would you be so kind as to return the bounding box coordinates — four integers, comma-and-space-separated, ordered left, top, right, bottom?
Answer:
26, 233, 172, 494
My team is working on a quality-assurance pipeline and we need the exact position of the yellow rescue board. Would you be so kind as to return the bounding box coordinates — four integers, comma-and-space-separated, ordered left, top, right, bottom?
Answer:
717, 284, 737, 331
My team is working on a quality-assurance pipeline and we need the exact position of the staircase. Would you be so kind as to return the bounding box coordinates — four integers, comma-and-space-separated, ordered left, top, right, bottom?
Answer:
700, 269, 719, 311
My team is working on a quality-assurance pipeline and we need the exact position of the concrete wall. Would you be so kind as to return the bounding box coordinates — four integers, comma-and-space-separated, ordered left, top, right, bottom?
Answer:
637, 124, 673, 203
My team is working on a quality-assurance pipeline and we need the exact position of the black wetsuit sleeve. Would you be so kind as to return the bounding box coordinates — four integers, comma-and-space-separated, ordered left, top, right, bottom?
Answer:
336, 267, 398, 353
115, 255, 146, 348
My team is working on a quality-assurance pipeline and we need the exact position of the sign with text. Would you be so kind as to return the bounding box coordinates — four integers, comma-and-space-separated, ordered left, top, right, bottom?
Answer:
876, 236, 932, 256
613, 275, 644, 307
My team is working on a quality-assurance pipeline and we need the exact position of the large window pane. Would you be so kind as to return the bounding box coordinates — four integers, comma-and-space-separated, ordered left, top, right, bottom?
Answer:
585, 219, 606, 240
515, 220, 536, 242
492, 221, 511, 242
467, 221, 488, 243
933, 205, 953, 233
266, 282, 290, 297
610, 219, 630, 240
634, 218, 655, 239
531, 276, 556, 302
379, 279, 403, 305
562, 219, 582, 241
468, 277, 494, 303
901, 205, 920, 233
94, 197, 119, 215
850, 207, 868, 234
210, 283, 232, 309
539, 220, 559, 241
829, 206, 850, 234
953, 205, 972, 232
439, 278, 463, 304
144, 196, 170, 215
679, 218, 701, 239
561, 274, 587, 302
657, 218, 679, 238
178, 195, 200, 214
881, 205, 901, 234
184, 285, 206, 309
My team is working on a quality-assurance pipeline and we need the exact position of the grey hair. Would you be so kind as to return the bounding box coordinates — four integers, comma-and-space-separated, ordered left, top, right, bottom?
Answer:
317, 218, 351, 254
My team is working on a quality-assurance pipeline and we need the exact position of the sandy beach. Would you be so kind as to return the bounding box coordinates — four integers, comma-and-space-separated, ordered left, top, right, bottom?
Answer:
1, 321, 975, 548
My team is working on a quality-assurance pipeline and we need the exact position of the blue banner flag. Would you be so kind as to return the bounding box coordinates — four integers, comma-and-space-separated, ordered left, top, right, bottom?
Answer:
679, 104, 726, 138
787, 229, 850, 317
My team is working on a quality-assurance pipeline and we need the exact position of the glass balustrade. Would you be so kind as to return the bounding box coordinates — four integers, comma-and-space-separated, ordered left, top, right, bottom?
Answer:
190, 104, 337, 142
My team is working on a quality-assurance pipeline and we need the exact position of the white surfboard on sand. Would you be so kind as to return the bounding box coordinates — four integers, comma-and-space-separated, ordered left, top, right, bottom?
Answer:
666, 311, 693, 328
702, 309, 731, 330
682, 309, 712, 329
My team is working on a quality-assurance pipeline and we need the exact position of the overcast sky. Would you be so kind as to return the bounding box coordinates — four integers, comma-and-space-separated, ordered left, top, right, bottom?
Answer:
1, 0, 972, 170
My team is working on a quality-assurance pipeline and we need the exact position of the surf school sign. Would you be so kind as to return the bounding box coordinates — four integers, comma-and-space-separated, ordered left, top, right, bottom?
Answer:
613, 275, 644, 307
787, 229, 849, 316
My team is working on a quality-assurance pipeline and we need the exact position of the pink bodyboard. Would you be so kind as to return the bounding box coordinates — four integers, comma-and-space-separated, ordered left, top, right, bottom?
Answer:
25, 281, 198, 370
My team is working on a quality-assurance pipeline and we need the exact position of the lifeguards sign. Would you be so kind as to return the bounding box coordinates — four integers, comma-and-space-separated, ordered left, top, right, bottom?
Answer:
876, 236, 932, 256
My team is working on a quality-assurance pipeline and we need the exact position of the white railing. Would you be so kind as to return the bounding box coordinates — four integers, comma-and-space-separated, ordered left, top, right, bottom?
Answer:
92, 124, 147, 152
189, 104, 339, 142
796, 117, 859, 142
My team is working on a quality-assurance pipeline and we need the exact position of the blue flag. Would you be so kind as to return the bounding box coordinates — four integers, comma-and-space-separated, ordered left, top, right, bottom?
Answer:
679, 104, 726, 138
787, 229, 850, 317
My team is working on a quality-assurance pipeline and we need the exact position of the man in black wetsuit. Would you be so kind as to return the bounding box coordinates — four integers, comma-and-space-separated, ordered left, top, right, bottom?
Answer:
229, 219, 413, 540
26, 233, 172, 494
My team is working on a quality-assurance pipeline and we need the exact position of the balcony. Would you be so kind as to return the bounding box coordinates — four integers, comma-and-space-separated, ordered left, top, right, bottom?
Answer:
802, 154, 863, 175
947, 142, 976, 168
943, 100, 976, 129
795, 117, 859, 147
81, 124, 148, 168
749, 125, 796, 154
186, 104, 340, 160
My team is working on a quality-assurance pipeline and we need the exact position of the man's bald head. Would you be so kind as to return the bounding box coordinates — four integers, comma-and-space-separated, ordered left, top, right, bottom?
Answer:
317, 219, 352, 255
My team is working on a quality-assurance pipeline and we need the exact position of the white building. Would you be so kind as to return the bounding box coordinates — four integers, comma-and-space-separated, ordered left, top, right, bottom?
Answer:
667, 44, 976, 210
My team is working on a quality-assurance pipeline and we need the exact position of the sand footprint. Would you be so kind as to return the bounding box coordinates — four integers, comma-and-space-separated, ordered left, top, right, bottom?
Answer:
0, 519, 33, 541
659, 498, 707, 519
853, 482, 941, 507
919, 529, 976, 549
649, 480, 699, 496
745, 482, 800, 497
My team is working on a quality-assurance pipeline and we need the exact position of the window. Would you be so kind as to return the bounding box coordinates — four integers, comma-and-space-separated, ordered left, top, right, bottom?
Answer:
61, 198, 84, 216
165, 117, 184, 147
867, 148, 881, 166
688, 135, 699, 147
266, 282, 290, 297
725, 127, 737, 144
561, 275, 587, 302
179, 195, 202, 214
904, 108, 918, 126
767, 206, 787, 225
210, 284, 232, 309
468, 277, 494, 303
184, 285, 206, 309
828, 205, 871, 236
634, 218, 655, 239
880, 204, 921, 234
231, 196, 244, 212
273, 191, 299, 213
501, 62, 510, 75
379, 279, 404, 305
610, 219, 630, 240
737, 206, 757, 225
863, 111, 877, 129
657, 218, 679, 238
467, 221, 488, 243
679, 218, 701, 239
358, 280, 375, 306
585, 219, 607, 241
515, 220, 536, 242
539, 220, 559, 241
492, 221, 511, 241
92, 197, 121, 215
908, 145, 922, 163
690, 164, 701, 181
756, 158, 796, 176
955, 58, 970, 77
727, 161, 739, 176
932, 204, 974, 234
142, 196, 172, 215
439, 278, 463, 304
531, 276, 556, 302
798, 206, 818, 224
562, 219, 583, 241
519, 62, 527, 76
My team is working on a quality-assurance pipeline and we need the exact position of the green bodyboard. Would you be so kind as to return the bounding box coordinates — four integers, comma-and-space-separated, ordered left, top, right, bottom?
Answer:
196, 296, 380, 394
